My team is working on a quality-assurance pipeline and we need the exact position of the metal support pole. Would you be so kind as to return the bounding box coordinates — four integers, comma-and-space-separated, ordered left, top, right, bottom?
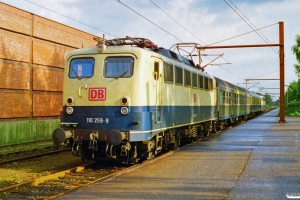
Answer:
279, 22, 286, 123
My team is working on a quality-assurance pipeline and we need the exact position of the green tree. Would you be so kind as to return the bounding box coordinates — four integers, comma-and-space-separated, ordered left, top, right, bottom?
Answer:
283, 35, 300, 116
291, 35, 300, 78
264, 93, 273, 108
285, 80, 300, 104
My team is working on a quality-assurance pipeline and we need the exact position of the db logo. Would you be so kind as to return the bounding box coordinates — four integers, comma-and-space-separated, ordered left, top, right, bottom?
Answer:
89, 88, 106, 101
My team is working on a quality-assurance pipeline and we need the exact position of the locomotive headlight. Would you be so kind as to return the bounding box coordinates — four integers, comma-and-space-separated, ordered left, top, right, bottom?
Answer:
121, 96, 129, 105
120, 107, 129, 115
67, 97, 74, 105
66, 107, 74, 114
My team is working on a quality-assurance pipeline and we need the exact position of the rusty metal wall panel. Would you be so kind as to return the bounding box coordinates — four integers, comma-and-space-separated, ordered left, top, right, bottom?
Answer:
33, 15, 96, 48
33, 67, 64, 92
32, 93, 62, 117
0, 60, 30, 89
32, 40, 72, 68
0, 92, 30, 118
0, 30, 31, 62
0, 2, 32, 35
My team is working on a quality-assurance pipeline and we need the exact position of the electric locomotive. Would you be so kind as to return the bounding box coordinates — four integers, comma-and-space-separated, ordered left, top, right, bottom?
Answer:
52, 36, 217, 164
53, 36, 265, 164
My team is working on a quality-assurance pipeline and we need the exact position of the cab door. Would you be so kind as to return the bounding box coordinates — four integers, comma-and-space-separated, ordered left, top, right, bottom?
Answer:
152, 57, 162, 124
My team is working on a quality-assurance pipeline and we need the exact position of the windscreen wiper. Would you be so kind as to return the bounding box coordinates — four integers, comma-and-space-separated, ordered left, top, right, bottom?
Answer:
71, 66, 81, 80
116, 68, 130, 79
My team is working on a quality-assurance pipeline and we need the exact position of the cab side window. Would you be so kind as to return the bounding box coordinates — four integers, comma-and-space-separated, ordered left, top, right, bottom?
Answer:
164, 63, 174, 83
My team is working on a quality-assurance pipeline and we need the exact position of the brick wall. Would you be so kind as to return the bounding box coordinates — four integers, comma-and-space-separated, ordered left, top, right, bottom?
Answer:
0, 2, 97, 119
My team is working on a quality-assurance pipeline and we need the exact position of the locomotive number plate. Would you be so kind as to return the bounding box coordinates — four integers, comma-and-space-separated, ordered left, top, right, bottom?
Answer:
87, 118, 109, 123
89, 88, 106, 101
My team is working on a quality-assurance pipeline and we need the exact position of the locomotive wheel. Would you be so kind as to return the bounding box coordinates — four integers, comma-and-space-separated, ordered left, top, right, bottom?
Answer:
53, 142, 59, 150
176, 132, 181, 147
169, 133, 181, 150
204, 130, 210, 137
203, 124, 210, 137
192, 135, 199, 142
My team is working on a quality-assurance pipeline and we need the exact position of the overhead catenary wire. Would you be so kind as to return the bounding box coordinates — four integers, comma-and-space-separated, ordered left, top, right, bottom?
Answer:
21, 0, 278, 85
149, 0, 248, 79
116, 0, 184, 43
149, 0, 205, 46
24, 0, 118, 38
250, 70, 279, 79
218, 65, 245, 80
142, 0, 279, 80
224, 0, 278, 53
0, 7, 97, 41
205, 22, 278, 47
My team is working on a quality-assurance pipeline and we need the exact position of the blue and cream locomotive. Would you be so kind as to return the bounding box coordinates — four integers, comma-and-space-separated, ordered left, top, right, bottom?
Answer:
53, 36, 265, 164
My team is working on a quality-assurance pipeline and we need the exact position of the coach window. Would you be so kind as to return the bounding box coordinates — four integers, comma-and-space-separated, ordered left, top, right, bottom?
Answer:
104, 57, 134, 78
240, 94, 244, 104
164, 63, 173, 83
69, 57, 95, 78
220, 90, 223, 104
233, 92, 236, 104
192, 73, 197, 88
199, 75, 204, 89
241, 95, 243, 104
184, 70, 191, 87
175, 66, 183, 85
154, 62, 159, 80
235, 93, 237, 104
226, 91, 228, 104
210, 79, 213, 90
226, 91, 229, 104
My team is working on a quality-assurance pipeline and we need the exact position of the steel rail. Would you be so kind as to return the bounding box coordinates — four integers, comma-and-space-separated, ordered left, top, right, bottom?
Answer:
0, 162, 94, 194
0, 148, 70, 165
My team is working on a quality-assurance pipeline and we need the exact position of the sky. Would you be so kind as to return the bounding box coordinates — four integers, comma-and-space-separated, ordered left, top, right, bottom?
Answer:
2, 0, 300, 100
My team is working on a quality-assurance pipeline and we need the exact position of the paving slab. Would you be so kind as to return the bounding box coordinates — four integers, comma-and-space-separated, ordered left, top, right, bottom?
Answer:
59, 109, 300, 200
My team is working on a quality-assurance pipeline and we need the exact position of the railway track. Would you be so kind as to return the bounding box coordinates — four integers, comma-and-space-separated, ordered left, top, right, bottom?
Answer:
0, 110, 273, 199
0, 162, 130, 200
0, 147, 70, 165
0, 121, 244, 199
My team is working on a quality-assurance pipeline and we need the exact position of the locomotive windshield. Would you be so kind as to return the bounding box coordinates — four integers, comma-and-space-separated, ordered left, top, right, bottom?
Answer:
69, 58, 95, 79
104, 57, 134, 78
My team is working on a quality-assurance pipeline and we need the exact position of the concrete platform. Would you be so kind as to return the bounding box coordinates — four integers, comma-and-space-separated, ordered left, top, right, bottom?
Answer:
59, 109, 300, 200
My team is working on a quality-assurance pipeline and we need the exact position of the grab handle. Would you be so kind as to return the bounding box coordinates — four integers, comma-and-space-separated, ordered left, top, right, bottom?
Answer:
79, 86, 82, 98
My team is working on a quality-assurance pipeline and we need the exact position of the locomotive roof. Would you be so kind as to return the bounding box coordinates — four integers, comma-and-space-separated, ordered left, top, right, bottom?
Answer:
94, 36, 196, 68
69, 36, 214, 80
156, 48, 195, 67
